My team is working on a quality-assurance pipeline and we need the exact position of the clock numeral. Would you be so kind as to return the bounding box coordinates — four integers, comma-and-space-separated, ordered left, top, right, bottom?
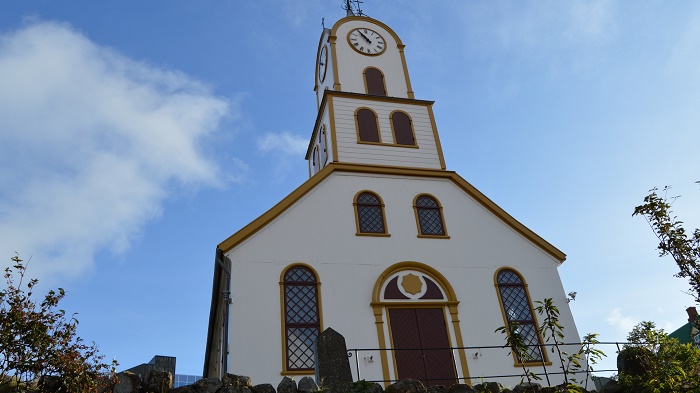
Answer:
354, 42, 359, 47
360, 46, 365, 51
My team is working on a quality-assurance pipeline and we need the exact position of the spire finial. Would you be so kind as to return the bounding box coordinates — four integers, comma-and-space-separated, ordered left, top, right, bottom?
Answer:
342, 0, 366, 17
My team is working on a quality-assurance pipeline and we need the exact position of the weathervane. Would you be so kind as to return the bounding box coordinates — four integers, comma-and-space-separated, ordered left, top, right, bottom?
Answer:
342, 0, 367, 17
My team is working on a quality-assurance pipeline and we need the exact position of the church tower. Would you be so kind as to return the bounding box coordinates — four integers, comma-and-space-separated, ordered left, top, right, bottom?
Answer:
306, 15, 446, 177
206, 7, 582, 389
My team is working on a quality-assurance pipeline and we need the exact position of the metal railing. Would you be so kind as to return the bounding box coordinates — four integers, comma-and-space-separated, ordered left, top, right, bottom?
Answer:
347, 341, 625, 386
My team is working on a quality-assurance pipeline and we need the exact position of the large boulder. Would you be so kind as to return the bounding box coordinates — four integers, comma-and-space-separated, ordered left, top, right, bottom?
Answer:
191, 377, 224, 393
473, 382, 502, 393
513, 382, 541, 393
225, 374, 253, 388
277, 376, 297, 393
447, 384, 476, 393
426, 385, 446, 393
298, 377, 319, 393
385, 379, 426, 393
143, 370, 173, 393
251, 384, 276, 393
113, 372, 142, 393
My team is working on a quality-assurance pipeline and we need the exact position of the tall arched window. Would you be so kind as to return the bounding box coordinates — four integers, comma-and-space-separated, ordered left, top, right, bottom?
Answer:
495, 269, 545, 363
364, 67, 386, 96
356, 108, 381, 143
414, 194, 447, 237
281, 265, 321, 372
390, 111, 416, 146
354, 191, 388, 235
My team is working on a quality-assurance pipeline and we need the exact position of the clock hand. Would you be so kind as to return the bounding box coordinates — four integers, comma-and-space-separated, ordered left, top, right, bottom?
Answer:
358, 31, 372, 44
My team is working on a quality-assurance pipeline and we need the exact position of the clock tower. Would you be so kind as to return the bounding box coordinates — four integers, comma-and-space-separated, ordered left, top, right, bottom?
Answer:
306, 15, 446, 177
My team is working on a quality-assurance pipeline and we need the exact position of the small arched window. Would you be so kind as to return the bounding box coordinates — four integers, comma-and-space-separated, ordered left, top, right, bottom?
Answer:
356, 108, 380, 143
414, 195, 447, 237
496, 269, 545, 363
391, 111, 416, 146
354, 191, 388, 235
364, 67, 386, 96
282, 265, 321, 372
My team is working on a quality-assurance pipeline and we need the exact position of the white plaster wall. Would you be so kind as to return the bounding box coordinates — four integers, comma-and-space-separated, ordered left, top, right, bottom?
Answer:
332, 96, 442, 169
225, 172, 580, 387
332, 20, 410, 98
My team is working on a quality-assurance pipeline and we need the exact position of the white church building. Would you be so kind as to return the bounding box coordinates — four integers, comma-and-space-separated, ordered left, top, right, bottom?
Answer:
205, 12, 583, 388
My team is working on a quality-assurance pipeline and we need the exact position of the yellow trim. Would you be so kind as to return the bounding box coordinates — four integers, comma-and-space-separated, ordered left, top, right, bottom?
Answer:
217, 163, 566, 263
427, 105, 447, 170
279, 263, 324, 375
329, 97, 339, 162
362, 66, 388, 96
354, 106, 382, 144
493, 267, 551, 367
331, 16, 405, 52
412, 193, 450, 238
397, 44, 415, 99
329, 35, 341, 91
389, 110, 418, 147
353, 189, 390, 236
370, 262, 470, 385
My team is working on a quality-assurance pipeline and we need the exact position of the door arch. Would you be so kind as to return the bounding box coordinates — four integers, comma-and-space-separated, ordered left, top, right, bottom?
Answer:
371, 262, 470, 386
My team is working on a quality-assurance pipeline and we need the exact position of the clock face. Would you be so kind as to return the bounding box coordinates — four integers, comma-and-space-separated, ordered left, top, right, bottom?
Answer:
318, 45, 328, 82
347, 28, 386, 56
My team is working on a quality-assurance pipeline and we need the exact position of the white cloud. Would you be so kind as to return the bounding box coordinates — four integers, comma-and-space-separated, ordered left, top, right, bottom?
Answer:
0, 21, 232, 279
606, 308, 638, 333
257, 131, 308, 156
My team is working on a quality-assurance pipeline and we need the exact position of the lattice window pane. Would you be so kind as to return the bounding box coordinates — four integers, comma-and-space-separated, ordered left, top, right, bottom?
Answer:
286, 286, 318, 324
285, 267, 316, 283
286, 327, 318, 370
499, 286, 534, 322
497, 270, 522, 285
357, 192, 385, 233
497, 269, 544, 363
418, 208, 444, 235
416, 196, 439, 208
516, 323, 543, 362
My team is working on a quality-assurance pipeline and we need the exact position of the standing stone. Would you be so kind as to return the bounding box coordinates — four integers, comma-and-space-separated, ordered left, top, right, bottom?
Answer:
315, 328, 353, 393
298, 376, 319, 393
226, 374, 253, 388
191, 377, 223, 393
385, 379, 426, 393
277, 376, 298, 393
447, 384, 475, 393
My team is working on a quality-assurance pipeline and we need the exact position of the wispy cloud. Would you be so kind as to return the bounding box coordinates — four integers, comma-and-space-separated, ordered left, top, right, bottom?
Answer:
0, 21, 232, 280
606, 308, 638, 333
257, 131, 308, 156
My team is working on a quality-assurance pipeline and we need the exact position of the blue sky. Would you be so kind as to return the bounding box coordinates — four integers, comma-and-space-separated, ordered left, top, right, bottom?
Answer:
1, 1, 700, 377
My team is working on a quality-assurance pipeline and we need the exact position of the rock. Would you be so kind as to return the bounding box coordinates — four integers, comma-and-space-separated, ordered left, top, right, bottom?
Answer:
298, 377, 319, 393
218, 386, 254, 393
349, 380, 384, 393
37, 375, 62, 392
472, 382, 502, 393
143, 369, 173, 393
170, 386, 197, 393
113, 372, 142, 393
513, 382, 541, 393
277, 376, 297, 393
225, 374, 253, 388
251, 383, 277, 393
192, 377, 224, 393
426, 385, 446, 393
385, 379, 426, 393
447, 384, 476, 393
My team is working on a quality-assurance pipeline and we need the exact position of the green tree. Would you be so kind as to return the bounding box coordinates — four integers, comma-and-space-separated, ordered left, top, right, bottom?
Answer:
633, 185, 700, 303
0, 254, 116, 392
619, 321, 700, 393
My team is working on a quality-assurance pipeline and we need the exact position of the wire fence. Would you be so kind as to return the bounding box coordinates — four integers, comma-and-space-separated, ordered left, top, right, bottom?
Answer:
347, 341, 626, 387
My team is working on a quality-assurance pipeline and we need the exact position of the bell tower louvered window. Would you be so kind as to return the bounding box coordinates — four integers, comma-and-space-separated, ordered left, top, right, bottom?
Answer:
496, 269, 545, 364
391, 111, 416, 146
355, 191, 388, 235
282, 265, 321, 372
364, 67, 386, 96
356, 108, 381, 143
414, 195, 447, 237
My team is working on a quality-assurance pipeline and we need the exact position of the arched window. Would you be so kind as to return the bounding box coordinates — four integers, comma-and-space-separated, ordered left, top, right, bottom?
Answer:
364, 67, 386, 96
495, 269, 545, 363
356, 108, 380, 143
414, 195, 447, 237
281, 265, 321, 372
312, 146, 320, 174
391, 111, 416, 146
354, 191, 388, 235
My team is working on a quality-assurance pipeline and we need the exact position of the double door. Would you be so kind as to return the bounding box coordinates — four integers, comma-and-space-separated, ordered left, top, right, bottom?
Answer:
389, 308, 457, 387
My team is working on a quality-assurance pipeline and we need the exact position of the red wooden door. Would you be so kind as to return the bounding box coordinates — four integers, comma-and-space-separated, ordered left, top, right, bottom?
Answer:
389, 308, 457, 386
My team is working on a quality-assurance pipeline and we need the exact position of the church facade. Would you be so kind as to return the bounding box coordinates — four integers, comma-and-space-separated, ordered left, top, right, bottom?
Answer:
205, 14, 582, 388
